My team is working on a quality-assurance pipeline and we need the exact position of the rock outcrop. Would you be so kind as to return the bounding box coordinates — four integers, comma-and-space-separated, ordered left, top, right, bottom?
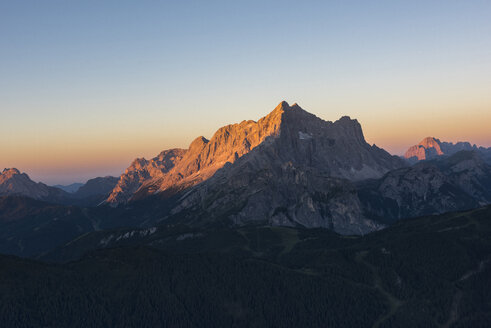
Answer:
404, 137, 491, 163
106, 149, 187, 204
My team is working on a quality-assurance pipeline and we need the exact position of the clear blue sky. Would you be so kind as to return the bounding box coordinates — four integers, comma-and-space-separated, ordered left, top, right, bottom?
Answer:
1, 1, 490, 184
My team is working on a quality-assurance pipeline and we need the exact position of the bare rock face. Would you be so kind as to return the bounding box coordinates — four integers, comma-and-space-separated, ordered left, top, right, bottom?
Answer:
0, 168, 65, 201
359, 150, 491, 223
163, 102, 405, 234
107, 101, 405, 208
106, 149, 187, 204
404, 137, 491, 163
106, 102, 285, 205
404, 137, 443, 161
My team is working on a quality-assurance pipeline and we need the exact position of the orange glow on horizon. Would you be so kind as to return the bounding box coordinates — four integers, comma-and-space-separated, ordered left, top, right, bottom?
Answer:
1, 103, 490, 184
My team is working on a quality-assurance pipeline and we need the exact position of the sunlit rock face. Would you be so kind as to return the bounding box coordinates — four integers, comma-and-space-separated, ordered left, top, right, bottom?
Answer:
107, 101, 406, 234
102, 102, 491, 235
404, 137, 491, 163
106, 149, 187, 204
106, 101, 404, 208
0, 168, 59, 200
106, 102, 283, 205
404, 137, 444, 161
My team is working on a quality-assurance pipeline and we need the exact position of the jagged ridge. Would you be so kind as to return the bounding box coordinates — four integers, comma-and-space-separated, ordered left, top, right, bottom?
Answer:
404, 137, 491, 162
107, 101, 404, 206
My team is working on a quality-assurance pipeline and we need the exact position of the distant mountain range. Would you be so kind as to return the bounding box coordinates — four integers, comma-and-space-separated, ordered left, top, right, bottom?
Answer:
0, 168, 68, 202
404, 136, 491, 163
53, 182, 84, 193
0, 169, 118, 206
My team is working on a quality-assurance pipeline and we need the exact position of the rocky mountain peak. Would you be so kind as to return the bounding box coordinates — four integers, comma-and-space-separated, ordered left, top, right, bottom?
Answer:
0, 168, 54, 200
189, 136, 209, 153
334, 116, 365, 142
420, 136, 441, 146
277, 100, 290, 110
1, 168, 22, 177
127, 158, 149, 172
0, 168, 30, 183
106, 101, 404, 205
420, 137, 443, 154
404, 137, 491, 163
404, 137, 443, 161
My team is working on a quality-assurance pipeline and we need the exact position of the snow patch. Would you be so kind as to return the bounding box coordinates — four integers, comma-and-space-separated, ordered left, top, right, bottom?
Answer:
298, 131, 313, 140
101, 227, 158, 244
99, 234, 114, 246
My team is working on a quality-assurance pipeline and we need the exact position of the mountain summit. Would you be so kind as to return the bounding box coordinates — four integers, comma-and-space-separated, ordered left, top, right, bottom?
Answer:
106, 102, 405, 212
0, 168, 53, 200
106, 101, 287, 204
404, 137, 491, 162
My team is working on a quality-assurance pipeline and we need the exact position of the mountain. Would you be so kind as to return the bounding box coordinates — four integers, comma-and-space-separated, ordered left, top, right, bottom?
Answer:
106, 101, 405, 206
0, 169, 119, 207
52, 182, 83, 193
1, 103, 489, 252
1, 150, 487, 258
107, 149, 187, 204
5, 206, 491, 327
71, 176, 119, 206
0, 168, 68, 202
404, 137, 491, 163
165, 147, 491, 234
359, 150, 491, 223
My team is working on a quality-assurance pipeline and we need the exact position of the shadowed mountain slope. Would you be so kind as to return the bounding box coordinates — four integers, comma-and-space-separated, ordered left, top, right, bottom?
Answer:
359, 151, 491, 224
0, 168, 68, 202
2, 206, 489, 327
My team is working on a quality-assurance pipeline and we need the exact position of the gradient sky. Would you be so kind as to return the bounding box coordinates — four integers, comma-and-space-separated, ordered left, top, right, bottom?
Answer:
1, 1, 490, 184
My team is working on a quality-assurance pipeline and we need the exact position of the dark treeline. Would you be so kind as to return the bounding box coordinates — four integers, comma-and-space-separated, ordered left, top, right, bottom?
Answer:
0, 206, 490, 327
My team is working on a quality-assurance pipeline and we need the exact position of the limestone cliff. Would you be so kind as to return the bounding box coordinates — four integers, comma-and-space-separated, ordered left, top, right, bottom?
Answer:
106, 101, 404, 206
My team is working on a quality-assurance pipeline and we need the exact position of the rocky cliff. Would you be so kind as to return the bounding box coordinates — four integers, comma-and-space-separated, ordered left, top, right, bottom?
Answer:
161, 101, 405, 234
107, 101, 405, 207
166, 149, 490, 234
359, 150, 491, 223
404, 137, 491, 163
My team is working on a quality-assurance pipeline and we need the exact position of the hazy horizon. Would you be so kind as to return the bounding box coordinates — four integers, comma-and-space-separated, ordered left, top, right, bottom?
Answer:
2, 1, 490, 184
5, 101, 491, 185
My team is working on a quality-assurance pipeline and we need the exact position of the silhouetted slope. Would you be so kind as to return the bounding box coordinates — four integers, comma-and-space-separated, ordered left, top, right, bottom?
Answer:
52, 183, 83, 193
74, 176, 119, 199
0, 196, 95, 257
2, 206, 490, 327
